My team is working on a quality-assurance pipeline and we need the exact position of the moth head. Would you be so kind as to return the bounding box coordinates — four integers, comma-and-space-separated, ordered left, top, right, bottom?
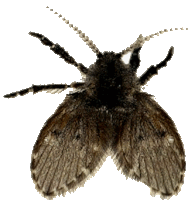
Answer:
88, 47, 141, 91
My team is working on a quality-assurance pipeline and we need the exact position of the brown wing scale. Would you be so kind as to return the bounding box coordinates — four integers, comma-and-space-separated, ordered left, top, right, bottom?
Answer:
31, 94, 110, 199
111, 92, 185, 199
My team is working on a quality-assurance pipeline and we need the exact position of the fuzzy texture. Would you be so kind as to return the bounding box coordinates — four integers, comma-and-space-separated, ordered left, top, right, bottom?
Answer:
4, 22, 185, 200
29, 50, 185, 199
84, 52, 139, 109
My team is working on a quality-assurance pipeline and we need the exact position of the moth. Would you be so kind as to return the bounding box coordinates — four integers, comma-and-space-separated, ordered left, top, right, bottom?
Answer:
4, 7, 186, 200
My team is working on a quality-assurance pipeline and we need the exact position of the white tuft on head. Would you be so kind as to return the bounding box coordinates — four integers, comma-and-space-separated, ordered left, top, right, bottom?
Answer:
121, 51, 132, 65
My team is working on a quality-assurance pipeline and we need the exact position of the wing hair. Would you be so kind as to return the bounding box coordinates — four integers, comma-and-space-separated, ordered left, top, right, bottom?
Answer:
111, 92, 185, 199
31, 93, 111, 199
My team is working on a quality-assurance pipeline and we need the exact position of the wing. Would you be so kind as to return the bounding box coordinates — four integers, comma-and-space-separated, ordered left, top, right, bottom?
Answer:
111, 92, 185, 199
31, 93, 111, 199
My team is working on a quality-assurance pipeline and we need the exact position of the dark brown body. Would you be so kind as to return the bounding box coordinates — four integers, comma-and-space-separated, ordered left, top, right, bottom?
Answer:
4, 27, 185, 200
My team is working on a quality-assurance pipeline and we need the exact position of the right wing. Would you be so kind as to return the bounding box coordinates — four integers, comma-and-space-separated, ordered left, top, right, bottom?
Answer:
111, 92, 185, 199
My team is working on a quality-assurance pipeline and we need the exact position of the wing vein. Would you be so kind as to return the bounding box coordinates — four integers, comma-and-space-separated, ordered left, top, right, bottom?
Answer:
37, 144, 54, 182
41, 146, 55, 190
148, 128, 159, 191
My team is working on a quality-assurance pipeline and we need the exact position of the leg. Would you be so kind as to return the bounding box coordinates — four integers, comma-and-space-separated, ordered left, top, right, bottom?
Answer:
139, 46, 174, 85
4, 82, 84, 98
129, 47, 142, 72
70, 82, 85, 89
29, 32, 89, 75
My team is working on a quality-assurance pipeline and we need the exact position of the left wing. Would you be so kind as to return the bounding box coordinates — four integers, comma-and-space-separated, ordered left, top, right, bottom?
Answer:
31, 93, 111, 199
